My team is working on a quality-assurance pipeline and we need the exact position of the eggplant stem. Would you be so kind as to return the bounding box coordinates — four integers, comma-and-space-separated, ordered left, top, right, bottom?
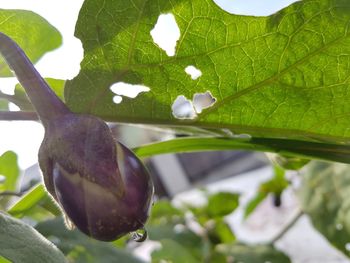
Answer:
0, 32, 70, 127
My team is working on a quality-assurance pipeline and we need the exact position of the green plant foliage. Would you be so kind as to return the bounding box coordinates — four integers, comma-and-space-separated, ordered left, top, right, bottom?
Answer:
0, 256, 10, 263
207, 192, 239, 218
35, 218, 143, 263
216, 244, 291, 263
0, 212, 67, 263
244, 165, 289, 219
67, 0, 350, 148
14, 78, 66, 110
267, 153, 310, 170
0, 99, 8, 110
151, 239, 198, 263
0, 9, 62, 76
298, 161, 350, 257
8, 184, 61, 219
0, 151, 19, 192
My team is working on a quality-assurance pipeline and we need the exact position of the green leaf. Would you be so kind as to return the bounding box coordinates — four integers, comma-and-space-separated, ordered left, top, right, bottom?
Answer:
14, 78, 66, 110
0, 256, 11, 263
151, 239, 198, 263
133, 137, 350, 165
0, 99, 8, 110
149, 199, 184, 225
35, 218, 143, 263
206, 192, 239, 218
0, 151, 19, 191
8, 184, 61, 218
0, 9, 62, 76
207, 219, 236, 245
298, 161, 350, 257
244, 165, 288, 218
267, 153, 310, 170
216, 244, 291, 263
67, 0, 350, 149
244, 192, 267, 219
0, 212, 66, 263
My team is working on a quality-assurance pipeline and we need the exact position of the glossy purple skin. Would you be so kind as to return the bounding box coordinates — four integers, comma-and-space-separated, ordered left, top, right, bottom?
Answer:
39, 114, 154, 241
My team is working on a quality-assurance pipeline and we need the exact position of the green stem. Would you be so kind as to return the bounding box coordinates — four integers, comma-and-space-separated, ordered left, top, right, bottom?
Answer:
269, 210, 303, 244
133, 137, 350, 164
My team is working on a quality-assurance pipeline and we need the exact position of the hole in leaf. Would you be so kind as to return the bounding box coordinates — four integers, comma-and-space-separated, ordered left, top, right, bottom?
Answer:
172, 95, 197, 119
150, 13, 180, 56
193, 91, 216, 113
212, 0, 299, 16
113, 95, 123, 104
185, 65, 202, 80
110, 82, 150, 102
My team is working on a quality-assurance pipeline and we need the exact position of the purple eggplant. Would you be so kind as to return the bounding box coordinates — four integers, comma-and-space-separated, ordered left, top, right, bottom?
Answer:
0, 32, 154, 241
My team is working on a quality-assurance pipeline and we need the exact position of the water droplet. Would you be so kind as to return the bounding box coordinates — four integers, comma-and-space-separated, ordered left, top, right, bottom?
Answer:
131, 227, 148, 242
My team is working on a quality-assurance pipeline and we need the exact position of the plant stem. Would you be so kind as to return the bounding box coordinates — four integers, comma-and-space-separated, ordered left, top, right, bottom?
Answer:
0, 191, 23, 197
269, 210, 303, 244
0, 111, 38, 120
0, 33, 69, 126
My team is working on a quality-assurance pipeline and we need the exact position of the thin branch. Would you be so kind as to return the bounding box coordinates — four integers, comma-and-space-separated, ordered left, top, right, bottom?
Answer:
0, 111, 38, 121
0, 190, 23, 197
269, 210, 304, 244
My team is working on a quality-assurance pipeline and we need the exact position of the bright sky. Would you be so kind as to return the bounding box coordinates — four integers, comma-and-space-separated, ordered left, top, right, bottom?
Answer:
0, 0, 298, 169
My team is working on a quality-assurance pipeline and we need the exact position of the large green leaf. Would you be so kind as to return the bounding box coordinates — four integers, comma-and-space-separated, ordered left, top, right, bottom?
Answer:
0, 9, 62, 76
216, 244, 291, 263
0, 212, 66, 263
0, 151, 19, 192
298, 161, 350, 257
67, 0, 350, 146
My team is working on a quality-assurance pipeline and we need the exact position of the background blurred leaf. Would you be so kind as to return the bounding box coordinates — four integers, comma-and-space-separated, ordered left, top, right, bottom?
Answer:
217, 244, 291, 263
0, 9, 61, 76
206, 192, 239, 218
0, 212, 66, 263
35, 218, 143, 263
151, 239, 198, 263
267, 153, 310, 170
244, 165, 288, 219
0, 99, 8, 110
298, 161, 350, 257
0, 256, 10, 263
0, 151, 19, 192
8, 184, 61, 219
